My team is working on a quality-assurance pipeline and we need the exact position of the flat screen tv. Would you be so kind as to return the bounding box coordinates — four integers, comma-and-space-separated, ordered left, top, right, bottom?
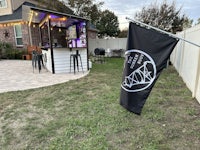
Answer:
68, 25, 77, 39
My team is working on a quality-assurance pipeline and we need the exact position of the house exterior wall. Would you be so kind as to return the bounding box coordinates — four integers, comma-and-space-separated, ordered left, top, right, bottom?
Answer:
11, 0, 26, 10
88, 30, 98, 39
0, 0, 38, 17
30, 24, 40, 46
21, 23, 30, 48
0, 23, 31, 48
0, 0, 12, 16
11, 0, 38, 11
0, 25, 15, 44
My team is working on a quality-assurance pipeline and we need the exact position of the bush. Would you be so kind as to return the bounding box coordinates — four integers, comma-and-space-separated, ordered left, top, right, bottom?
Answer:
5, 48, 27, 59
0, 42, 27, 59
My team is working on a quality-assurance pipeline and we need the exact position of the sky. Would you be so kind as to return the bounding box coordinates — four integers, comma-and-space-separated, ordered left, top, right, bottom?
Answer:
97, 0, 200, 30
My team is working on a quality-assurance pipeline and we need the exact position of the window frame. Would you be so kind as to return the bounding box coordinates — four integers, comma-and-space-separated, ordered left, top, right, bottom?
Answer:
0, 0, 7, 8
14, 24, 23, 47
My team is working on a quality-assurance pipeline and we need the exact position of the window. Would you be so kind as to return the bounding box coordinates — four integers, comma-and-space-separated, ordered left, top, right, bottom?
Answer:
0, 0, 7, 8
14, 24, 23, 46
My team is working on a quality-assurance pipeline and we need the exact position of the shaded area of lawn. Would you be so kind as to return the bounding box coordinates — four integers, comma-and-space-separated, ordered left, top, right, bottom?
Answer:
0, 58, 200, 149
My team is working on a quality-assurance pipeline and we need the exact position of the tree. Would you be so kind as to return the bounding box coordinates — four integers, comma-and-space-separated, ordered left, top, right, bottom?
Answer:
65, 0, 120, 37
182, 17, 193, 29
34, 0, 74, 14
135, 1, 189, 33
65, 0, 103, 25
118, 29, 128, 38
196, 18, 200, 25
96, 10, 120, 37
54, 1, 74, 14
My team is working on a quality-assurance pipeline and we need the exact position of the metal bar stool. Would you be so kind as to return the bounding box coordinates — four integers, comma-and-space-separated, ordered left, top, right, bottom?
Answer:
70, 50, 84, 74
32, 50, 44, 73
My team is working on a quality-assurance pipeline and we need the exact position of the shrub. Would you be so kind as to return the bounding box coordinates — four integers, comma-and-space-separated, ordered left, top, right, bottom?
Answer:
0, 42, 26, 59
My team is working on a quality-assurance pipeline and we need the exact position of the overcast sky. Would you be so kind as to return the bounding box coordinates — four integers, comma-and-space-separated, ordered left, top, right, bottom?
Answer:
98, 0, 200, 29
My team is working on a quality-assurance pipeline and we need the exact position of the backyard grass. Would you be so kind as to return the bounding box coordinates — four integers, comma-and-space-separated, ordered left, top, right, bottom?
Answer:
0, 58, 200, 149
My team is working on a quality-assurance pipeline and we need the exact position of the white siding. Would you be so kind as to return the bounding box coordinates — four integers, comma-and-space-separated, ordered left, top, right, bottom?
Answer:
0, 0, 12, 16
43, 48, 88, 74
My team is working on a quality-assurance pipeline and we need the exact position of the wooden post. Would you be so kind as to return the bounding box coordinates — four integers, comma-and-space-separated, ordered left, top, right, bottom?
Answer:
47, 15, 55, 74
86, 20, 89, 71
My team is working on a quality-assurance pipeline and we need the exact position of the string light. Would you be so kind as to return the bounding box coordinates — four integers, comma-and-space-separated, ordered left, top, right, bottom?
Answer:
62, 17, 67, 21
0, 21, 29, 28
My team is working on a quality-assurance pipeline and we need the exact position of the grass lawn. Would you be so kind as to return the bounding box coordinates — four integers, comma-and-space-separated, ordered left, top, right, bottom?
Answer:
0, 58, 200, 149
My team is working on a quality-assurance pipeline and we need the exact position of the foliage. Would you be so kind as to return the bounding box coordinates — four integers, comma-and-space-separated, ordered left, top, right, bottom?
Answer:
66, 0, 103, 25
0, 42, 12, 59
34, 0, 74, 14
118, 29, 128, 38
0, 42, 26, 59
135, 0, 190, 33
0, 58, 200, 149
196, 18, 200, 25
96, 10, 120, 37
0, 44, 2, 59
66, 0, 120, 37
183, 17, 193, 29
6, 49, 27, 59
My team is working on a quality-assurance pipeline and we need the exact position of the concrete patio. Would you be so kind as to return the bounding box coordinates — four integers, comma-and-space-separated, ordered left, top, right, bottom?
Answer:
0, 60, 89, 93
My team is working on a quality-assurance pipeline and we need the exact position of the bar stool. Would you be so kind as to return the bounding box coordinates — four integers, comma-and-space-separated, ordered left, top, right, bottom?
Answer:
32, 50, 44, 73
70, 50, 84, 74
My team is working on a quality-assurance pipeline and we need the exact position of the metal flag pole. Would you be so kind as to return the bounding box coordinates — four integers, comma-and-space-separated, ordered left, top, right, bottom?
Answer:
126, 17, 200, 48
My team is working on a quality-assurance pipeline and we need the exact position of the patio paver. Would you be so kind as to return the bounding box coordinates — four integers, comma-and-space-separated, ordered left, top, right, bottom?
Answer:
0, 60, 89, 93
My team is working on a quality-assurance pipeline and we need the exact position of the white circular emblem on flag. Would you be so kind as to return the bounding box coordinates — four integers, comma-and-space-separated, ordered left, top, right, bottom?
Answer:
121, 49, 157, 92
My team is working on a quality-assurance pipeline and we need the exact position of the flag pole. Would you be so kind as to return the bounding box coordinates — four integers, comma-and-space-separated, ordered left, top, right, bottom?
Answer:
126, 17, 200, 48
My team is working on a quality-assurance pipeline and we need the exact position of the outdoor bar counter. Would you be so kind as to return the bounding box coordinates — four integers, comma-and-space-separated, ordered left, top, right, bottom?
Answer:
28, 7, 90, 74
42, 47, 88, 74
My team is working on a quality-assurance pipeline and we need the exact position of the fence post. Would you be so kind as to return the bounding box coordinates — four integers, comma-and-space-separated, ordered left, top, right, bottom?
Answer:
179, 31, 186, 76
193, 48, 200, 100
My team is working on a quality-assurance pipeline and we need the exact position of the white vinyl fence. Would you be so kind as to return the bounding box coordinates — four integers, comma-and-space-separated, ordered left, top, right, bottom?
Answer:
88, 38, 127, 55
170, 24, 200, 103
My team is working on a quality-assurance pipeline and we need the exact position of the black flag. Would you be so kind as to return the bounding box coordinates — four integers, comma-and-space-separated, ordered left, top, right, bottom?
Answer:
120, 22, 179, 115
